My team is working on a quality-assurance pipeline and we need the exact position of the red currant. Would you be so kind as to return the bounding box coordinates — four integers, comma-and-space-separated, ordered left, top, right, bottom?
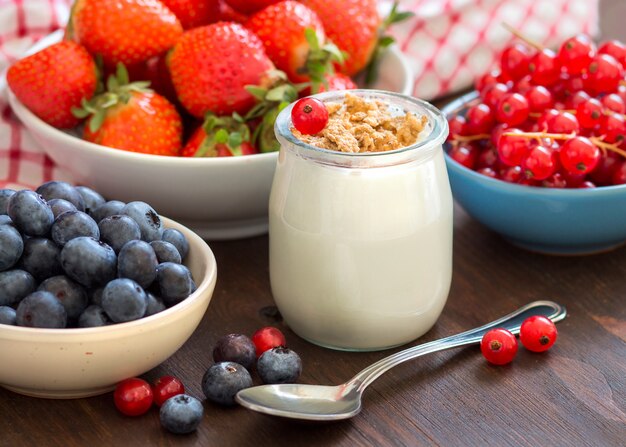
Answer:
599, 113, 626, 144
589, 151, 621, 185
528, 48, 561, 86
585, 54, 623, 95
598, 39, 626, 67
547, 111, 580, 134
601, 93, 625, 114
114, 378, 154, 416
477, 167, 497, 178
542, 172, 568, 188
475, 69, 501, 92
522, 145, 557, 180
477, 147, 500, 169
524, 85, 554, 113
466, 103, 495, 134
497, 129, 531, 166
519, 316, 558, 353
480, 328, 518, 365
579, 180, 597, 188
500, 43, 532, 80
251, 326, 287, 358
490, 123, 509, 147
496, 93, 529, 126
291, 98, 328, 135
501, 165, 523, 183
559, 136, 601, 175
564, 90, 591, 109
537, 109, 560, 131
481, 83, 510, 109
576, 98, 603, 129
558, 34, 596, 75
513, 75, 533, 94
447, 115, 468, 139
152, 375, 185, 407
449, 144, 478, 169
612, 160, 626, 184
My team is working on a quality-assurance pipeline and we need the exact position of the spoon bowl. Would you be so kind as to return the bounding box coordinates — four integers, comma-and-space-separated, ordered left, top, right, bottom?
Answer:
236, 300, 567, 421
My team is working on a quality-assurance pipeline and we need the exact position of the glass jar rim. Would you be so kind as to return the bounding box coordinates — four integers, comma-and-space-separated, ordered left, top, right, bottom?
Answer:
274, 89, 449, 163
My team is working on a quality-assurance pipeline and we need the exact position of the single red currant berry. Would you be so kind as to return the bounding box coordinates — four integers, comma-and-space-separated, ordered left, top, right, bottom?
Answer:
500, 43, 532, 81
513, 75, 533, 94
601, 93, 625, 114
559, 136, 601, 175
589, 151, 621, 185
585, 54, 623, 95
465, 103, 495, 134
496, 93, 529, 126
599, 112, 626, 144
612, 160, 626, 185
560, 169, 586, 188
528, 48, 561, 86
114, 378, 154, 416
547, 111, 580, 134
475, 69, 501, 92
501, 165, 523, 183
558, 34, 596, 75
480, 328, 518, 365
537, 109, 560, 131
576, 98, 604, 129
447, 115, 468, 141
598, 39, 626, 67
449, 144, 478, 169
519, 316, 558, 353
477, 148, 500, 169
497, 128, 531, 166
524, 85, 554, 113
477, 167, 497, 178
542, 172, 568, 188
522, 145, 557, 180
152, 375, 185, 407
490, 123, 509, 147
251, 326, 287, 358
481, 83, 510, 109
291, 98, 329, 135
579, 180, 597, 188
564, 90, 591, 109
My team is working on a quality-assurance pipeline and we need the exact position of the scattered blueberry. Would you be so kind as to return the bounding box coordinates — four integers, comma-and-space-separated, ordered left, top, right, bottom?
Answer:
145, 292, 166, 316
257, 347, 302, 384
38, 275, 88, 320
213, 334, 256, 370
51, 210, 100, 246
117, 240, 158, 289
0, 224, 23, 271
98, 215, 141, 253
19, 237, 63, 281
75, 186, 105, 215
150, 240, 182, 264
16, 290, 67, 328
78, 304, 111, 328
7, 190, 54, 236
35, 181, 85, 211
122, 201, 163, 242
0, 269, 36, 306
156, 262, 196, 307
0, 306, 17, 325
48, 198, 77, 219
101, 278, 148, 323
201, 362, 253, 406
60, 237, 117, 288
161, 228, 189, 260
159, 394, 204, 434
0, 189, 16, 214
91, 200, 125, 223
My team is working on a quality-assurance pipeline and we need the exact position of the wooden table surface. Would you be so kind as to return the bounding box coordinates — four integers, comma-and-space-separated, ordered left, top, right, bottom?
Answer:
3, 1, 626, 445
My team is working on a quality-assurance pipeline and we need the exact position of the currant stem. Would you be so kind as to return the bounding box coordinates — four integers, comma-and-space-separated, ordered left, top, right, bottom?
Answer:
502, 131, 626, 158
502, 23, 544, 51
451, 134, 491, 142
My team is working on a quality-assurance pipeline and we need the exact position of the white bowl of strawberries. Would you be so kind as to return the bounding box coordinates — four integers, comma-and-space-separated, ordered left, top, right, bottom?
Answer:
5, 0, 414, 240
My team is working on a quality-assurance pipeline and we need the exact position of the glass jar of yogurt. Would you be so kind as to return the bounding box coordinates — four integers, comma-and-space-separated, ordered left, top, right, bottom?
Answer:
269, 90, 452, 351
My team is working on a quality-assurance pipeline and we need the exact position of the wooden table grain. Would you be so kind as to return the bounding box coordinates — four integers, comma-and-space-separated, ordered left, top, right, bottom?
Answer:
3, 1, 626, 443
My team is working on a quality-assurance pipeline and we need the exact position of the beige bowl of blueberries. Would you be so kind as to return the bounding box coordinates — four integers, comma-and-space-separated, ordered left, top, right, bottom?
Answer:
0, 182, 217, 398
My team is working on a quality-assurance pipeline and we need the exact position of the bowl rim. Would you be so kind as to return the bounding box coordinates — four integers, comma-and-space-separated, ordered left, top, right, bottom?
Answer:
442, 90, 626, 196
0, 216, 217, 339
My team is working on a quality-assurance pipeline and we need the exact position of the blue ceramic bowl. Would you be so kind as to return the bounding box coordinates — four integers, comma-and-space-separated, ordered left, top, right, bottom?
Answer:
442, 92, 626, 255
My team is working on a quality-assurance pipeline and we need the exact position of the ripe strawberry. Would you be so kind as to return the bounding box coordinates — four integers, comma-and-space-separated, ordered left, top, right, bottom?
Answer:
299, 0, 381, 76
182, 113, 258, 157
225, 0, 280, 15
246, 1, 342, 84
160, 0, 220, 29
75, 65, 182, 156
168, 22, 275, 117
216, 0, 249, 23
7, 41, 97, 128
70, 0, 183, 67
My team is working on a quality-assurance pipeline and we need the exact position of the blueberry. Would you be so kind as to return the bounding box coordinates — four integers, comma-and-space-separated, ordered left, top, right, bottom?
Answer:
156, 262, 195, 307
150, 240, 182, 264
201, 362, 253, 406
78, 304, 111, 328
60, 237, 117, 288
122, 201, 163, 242
7, 190, 54, 236
117, 240, 158, 288
91, 200, 125, 223
101, 278, 147, 323
51, 210, 99, 246
257, 347, 302, 384
0, 215, 14, 226
75, 186, 105, 215
0, 306, 17, 325
35, 181, 85, 211
0, 189, 16, 214
0, 269, 36, 306
19, 237, 63, 281
98, 215, 141, 253
159, 394, 204, 434
38, 275, 88, 321
213, 334, 256, 370
0, 224, 23, 271
47, 199, 77, 219
89, 287, 104, 306
161, 228, 189, 260
145, 292, 166, 316
16, 290, 67, 328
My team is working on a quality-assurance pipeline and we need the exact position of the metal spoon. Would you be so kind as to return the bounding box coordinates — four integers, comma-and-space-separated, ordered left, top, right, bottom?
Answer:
235, 300, 566, 421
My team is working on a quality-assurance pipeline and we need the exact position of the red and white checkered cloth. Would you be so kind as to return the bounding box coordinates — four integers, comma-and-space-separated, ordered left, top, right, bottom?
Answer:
0, 0, 598, 190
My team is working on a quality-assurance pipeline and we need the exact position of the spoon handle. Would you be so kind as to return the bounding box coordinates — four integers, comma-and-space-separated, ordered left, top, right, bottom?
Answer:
348, 300, 566, 393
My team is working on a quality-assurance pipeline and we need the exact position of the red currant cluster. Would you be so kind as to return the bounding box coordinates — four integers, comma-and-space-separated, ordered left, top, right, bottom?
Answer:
481, 316, 558, 365
447, 31, 626, 187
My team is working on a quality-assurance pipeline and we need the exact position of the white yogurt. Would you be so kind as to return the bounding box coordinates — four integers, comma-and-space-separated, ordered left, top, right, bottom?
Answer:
270, 90, 452, 351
